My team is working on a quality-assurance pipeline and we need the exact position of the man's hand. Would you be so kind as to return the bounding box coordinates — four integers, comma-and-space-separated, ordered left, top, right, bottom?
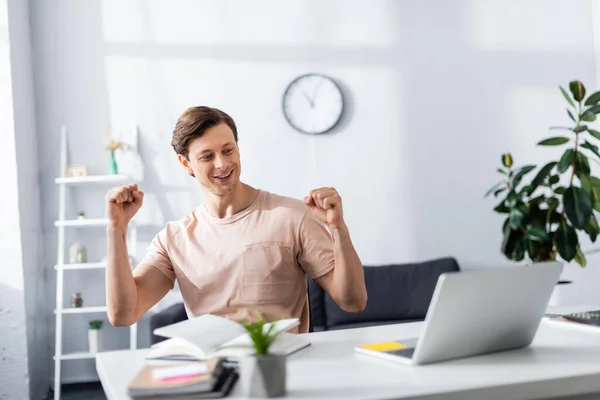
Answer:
303, 187, 345, 229
105, 184, 144, 229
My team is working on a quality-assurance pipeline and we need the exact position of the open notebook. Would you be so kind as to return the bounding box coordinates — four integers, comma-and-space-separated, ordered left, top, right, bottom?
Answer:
146, 314, 310, 361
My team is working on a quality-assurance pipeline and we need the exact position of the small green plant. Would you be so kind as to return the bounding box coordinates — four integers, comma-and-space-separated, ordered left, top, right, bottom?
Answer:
486, 80, 600, 267
89, 320, 103, 330
242, 317, 282, 356
78, 212, 85, 218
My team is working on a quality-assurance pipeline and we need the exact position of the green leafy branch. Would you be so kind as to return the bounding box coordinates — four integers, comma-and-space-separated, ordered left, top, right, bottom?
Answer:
486, 80, 600, 267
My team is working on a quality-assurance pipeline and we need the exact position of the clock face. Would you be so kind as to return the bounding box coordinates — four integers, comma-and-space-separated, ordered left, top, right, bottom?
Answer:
282, 73, 344, 135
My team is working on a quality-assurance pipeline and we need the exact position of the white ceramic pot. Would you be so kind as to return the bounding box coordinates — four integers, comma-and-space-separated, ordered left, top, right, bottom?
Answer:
88, 329, 100, 354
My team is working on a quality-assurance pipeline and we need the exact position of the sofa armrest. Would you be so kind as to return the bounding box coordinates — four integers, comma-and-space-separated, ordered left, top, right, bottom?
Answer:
149, 302, 188, 345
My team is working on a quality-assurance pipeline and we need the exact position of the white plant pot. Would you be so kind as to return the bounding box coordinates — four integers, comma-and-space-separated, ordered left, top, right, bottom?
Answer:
88, 329, 101, 354
548, 280, 577, 307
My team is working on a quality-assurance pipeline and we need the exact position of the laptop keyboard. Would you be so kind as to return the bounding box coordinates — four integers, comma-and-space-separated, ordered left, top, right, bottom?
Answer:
388, 347, 416, 359
561, 310, 600, 326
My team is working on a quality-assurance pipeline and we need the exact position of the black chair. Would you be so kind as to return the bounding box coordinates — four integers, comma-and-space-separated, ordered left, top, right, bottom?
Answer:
149, 257, 460, 343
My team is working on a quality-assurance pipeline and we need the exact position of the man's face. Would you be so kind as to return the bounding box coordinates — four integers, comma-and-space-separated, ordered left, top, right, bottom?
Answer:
179, 123, 241, 196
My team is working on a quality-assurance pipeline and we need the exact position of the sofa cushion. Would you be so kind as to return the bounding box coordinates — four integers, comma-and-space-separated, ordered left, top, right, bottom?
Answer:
323, 257, 460, 328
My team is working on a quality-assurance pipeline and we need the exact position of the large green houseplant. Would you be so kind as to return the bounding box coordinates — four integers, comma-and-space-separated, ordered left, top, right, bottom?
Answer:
486, 80, 600, 267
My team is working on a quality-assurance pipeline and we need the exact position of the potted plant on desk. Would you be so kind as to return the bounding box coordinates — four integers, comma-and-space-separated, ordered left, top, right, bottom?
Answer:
239, 317, 286, 398
486, 80, 600, 305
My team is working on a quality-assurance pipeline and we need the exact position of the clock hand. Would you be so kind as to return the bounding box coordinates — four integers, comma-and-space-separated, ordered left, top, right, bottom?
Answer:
302, 91, 314, 108
310, 79, 324, 105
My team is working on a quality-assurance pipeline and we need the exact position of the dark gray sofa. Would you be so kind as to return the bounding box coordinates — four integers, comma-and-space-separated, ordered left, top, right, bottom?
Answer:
149, 257, 460, 344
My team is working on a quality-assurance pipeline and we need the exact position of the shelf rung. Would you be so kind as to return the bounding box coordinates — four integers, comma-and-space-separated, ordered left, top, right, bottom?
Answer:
55, 175, 138, 185
55, 263, 106, 270
55, 306, 107, 314
54, 218, 109, 227
54, 352, 97, 360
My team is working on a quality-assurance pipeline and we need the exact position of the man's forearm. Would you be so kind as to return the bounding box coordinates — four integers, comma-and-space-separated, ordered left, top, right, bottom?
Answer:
106, 226, 139, 325
330, 224, 367, 312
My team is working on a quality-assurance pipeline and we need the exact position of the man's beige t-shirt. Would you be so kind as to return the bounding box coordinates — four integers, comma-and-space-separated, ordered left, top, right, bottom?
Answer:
139, 190, 335, 334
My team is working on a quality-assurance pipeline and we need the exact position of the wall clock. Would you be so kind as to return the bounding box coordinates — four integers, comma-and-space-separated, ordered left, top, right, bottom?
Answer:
282, 73, 344, 135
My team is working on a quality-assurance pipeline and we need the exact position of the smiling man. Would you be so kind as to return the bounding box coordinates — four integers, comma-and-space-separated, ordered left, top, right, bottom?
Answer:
105, 106, 367, 333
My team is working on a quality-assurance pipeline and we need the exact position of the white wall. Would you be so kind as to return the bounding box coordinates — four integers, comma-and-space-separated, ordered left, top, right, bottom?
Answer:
28, 0, 600, 383
8, 0, 51, 397
0, 0, 30, 399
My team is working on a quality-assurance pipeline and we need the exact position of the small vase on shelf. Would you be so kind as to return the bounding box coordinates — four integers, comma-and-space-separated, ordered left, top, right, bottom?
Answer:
88, 320, 104, 354
106, 137, 123, 175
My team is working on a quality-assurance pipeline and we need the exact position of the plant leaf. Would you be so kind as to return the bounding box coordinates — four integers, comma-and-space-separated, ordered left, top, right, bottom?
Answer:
531, 161, 557, 187
497, 168, 507, 175
560, 86, 576, 108
526, 225, 549, 242
557, 149, 575, 173
509, 207, 525, 230
585, 214, 599, 243
575, 152, 591, 174
507, 191, 519, 207
485, 182, 505, 198
587, 104, 600, 114
563, 186, 593, 229
589, 176, 600, 212
555, 186, 567, 195
537, 137, 570, 146
588, 129, 600, 141
512, 165, 536, 188
570, 80, 586, 102
494, 187, 507, 197
501, 153, 513, 168
585, 90, 600, 106
574, 125, 589, 133
554, 219, 578, 261
494, 200, 509, 214
567, 109, 576, 122
581, 141, 600, 160
574, 246, 587, 267
581, 110, 597, 122
501, 222, 525, 261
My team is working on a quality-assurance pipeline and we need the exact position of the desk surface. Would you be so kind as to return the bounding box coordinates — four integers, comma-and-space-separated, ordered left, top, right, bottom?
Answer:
97, 316, 600, 400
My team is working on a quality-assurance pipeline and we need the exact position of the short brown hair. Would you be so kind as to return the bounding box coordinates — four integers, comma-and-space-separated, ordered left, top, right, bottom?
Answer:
171, 106, 238, 158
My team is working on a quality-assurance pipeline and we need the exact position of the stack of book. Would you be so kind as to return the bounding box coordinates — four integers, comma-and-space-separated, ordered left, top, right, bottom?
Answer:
127, 358, 238, 399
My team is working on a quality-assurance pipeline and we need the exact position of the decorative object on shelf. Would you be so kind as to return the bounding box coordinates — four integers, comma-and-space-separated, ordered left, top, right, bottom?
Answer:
71, 292, 83, 308
239, 316, 287, 398
66, 164, 88, 177
88, 320, 104, 354
109, 125, 145, 180
69, 242, 87, 264
77, 212, 85, 220
485, 80, 600, 268
105, 135, 124, 175
282, 73, 345, 135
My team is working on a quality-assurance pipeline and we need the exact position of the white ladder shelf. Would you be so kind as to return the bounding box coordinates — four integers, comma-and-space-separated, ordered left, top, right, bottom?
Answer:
53, 126, 140, 400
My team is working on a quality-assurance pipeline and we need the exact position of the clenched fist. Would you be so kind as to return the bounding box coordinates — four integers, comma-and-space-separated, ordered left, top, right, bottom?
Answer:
303, 187, 345, 229
105, 184, 144, 229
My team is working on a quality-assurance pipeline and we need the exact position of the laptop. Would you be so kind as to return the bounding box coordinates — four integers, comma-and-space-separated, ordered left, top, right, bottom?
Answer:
355, 261, 564, 365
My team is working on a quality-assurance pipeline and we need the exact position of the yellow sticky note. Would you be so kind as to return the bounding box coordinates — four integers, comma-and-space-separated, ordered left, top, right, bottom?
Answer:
360, 341, 407, 351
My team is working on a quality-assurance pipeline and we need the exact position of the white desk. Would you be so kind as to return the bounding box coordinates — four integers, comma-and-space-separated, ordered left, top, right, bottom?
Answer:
97, 318, 600, 400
